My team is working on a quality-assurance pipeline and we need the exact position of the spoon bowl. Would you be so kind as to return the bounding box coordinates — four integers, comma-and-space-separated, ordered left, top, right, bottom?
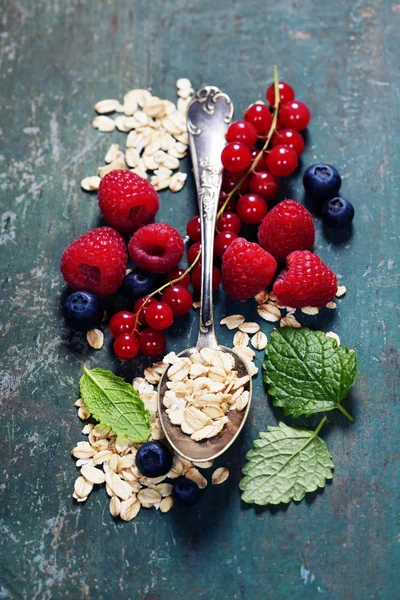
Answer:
158, 345, 252, 462
157, 85, 252, 463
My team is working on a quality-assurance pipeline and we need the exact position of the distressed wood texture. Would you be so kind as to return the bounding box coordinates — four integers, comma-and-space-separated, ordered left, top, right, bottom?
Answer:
0, 0, 399, 598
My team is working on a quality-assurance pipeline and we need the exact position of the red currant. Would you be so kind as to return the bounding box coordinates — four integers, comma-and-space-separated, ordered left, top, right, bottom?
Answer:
139, 328, 167, 357
145, 300, 174, 330
191, 264, 221, 291
214, 231, 238, 258
218, 191, 236, 212
226, 120, 258, 148
250, 148, 267, 171
114, 332, 140, 360
161, 285, 193, 316
167, 268, 191, 288
134, 296, 150, 327
249, 171, 279, 201
279, 100, 310, 131
236, 194, 268, 225
222, 170, 250, 194
187, 241, 201, 265
109, 311, 136, 338
271, 129, 304, 156
266, 81, 295, 107
221, 142, 252, 173
244, 103, 273, 135
186, 216, 201, 242
216, 211, 242, 234
266, 145, 298, 177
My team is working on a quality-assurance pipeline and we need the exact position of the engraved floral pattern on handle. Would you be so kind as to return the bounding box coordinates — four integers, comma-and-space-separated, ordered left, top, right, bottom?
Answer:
198, 158, 222, 222
187, 86, 234, 136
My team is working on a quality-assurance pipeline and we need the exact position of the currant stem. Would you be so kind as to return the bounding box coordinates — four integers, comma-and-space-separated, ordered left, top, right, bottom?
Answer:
216, 65, 281, 221
133, 251, 201, 330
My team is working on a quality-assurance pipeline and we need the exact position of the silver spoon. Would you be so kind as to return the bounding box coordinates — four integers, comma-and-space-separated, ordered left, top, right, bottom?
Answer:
157, 86, 252, 463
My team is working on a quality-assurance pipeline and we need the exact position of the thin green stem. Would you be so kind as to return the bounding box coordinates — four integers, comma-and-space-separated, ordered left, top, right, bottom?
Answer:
216, 65, 281, 221
313, 416, 327, 436
337, 404, 355, 423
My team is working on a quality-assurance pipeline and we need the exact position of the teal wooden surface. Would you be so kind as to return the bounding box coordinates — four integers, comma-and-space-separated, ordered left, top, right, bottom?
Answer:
1, 0, 399, 598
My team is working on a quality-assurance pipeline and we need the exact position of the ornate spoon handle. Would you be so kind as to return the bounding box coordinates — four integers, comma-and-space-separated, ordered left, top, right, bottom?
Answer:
187, 87, 234, 349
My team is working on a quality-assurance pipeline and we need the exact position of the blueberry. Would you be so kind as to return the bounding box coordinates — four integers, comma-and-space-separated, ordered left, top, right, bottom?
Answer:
322, 197, 355, 229
303, 164, 342, 199
121, 269, 158, 302
63, 290, 103, 331
135, 441, 173, 478
172, 477, 201, 507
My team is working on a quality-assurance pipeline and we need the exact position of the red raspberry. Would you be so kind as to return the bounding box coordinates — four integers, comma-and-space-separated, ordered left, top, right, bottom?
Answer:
258, 200, 315, 263
128, 223, 184, 273
60, 226, 127, 297
98, 170, 159, 234
273, 250, 338, 308
222, 238, 277, 301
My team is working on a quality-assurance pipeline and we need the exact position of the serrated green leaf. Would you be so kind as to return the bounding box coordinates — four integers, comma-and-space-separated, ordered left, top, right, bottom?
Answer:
263, 327, 359, 421
240, 419, 334, 505
80, 366, 151, 442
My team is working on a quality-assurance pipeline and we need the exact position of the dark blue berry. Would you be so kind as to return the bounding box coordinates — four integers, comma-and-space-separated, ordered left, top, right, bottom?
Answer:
303, 164, 341, 199
322, 197, 355, 229
172, 477, 201, 507
135, 441, 173, 478
121, 269, 158, 302
63, 290, 103, 331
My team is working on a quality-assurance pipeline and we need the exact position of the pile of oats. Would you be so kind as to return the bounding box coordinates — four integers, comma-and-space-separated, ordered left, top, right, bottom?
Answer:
81, 78, 194, 194
162, 348, 252, 441
71, 355, 230, 521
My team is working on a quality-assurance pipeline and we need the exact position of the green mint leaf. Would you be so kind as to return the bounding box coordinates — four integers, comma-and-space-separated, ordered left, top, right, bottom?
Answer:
240, 418, 333, 505
80, 366, 151, 442
263, 327, 359, 421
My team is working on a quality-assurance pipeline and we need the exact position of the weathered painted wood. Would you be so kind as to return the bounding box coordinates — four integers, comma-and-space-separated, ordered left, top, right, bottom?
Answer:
0, 0, 399, 598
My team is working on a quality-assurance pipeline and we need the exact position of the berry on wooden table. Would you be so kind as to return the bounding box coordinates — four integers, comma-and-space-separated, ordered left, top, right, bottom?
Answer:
236, 194, 268, 225
222, 238, 277, 301
216, 211, 242, 234
172, 477, 201, 506
121, 269, 157, 302
114, 332, 140, 360
136, 442, 173, 478
322, 197, 355, 229
218, 191, 236, 212
60, 226, 127, 297
139, 328, 167, 356
191, 264, 221, 291
98, 170, 159, 234
303, 164, 342, 199
134, 296, 150, 326
167, 268, 191, 288
214, 231, 238, 258
186, 216, 202, 242
221, 141, 252, 173
266, 81, 295, 107
161, 285, 193, 316
258, 200, 315, 263
250, 148, 267, 171
187, 241, 201, 265
109, 310, 136, 337
63, 290, 103, 331
279, 100, 310, 131
222, 170, 250, 194
245, 103, 273, 135
128, 223, 184, 273
248, 171, 279, 201
145, 300, 174, 330
266, 145, 298, 177
271, 129, 305, 156
273, 250, 338, 308
226, 120, 258, 148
